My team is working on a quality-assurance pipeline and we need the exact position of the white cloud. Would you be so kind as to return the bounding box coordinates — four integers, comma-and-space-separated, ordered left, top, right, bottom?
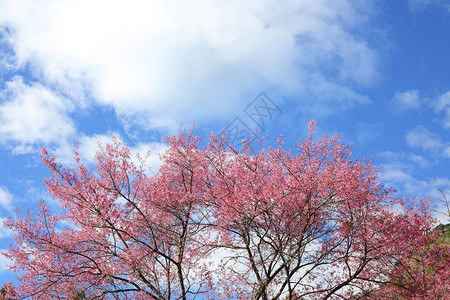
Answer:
0, 186, 13, 211
377, 151, 434, 171
0, 217, 13, 239
379, 163, 450, 221
0, 76, 76, 153
380, 166, 415, 185
0, 249, 12, 272
408, 153, 433, 168
0, 28, 16, 72
444, 146, 450, 158
406, 126, 442, 152
432, 91, 450, 129
433, 188, 450, 224
55, 133, 167, 173
378, 153, 450, 224
0, 0, 380, 131
58, 133, 123, 165
434, 91, 450, 111
391, 90, 420, 111
129, 141, 167, 173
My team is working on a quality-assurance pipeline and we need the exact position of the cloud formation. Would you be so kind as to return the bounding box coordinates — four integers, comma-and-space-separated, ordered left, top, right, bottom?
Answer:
406, 126, 442, 152
405, 125, 450, 161
0, 0, 380, 133
0, 186, 13, 212
377, 152, 450, 223
54, 133, 166, 173
0, 217, 12, 239
432, 91, 450, 129
0, 77, 75, 153
0, 249, 12, 272
391, 90, 421, 111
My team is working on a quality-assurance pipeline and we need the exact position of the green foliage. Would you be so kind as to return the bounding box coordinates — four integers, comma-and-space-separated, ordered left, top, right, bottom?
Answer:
0, 286, 5, 295
435, 223, 450, 244
435, 223, 450, 232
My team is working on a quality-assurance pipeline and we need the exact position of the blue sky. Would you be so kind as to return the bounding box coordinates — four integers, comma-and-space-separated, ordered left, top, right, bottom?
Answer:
0, 0, 449, 285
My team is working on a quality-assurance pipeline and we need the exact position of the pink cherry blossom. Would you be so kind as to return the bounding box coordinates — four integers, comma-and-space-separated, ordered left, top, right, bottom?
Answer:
2, 122, 448, 299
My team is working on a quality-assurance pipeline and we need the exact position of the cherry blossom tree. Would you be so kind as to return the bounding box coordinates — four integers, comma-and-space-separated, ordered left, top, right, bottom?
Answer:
2, 121, 448, 299
373, 192, 450, 299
